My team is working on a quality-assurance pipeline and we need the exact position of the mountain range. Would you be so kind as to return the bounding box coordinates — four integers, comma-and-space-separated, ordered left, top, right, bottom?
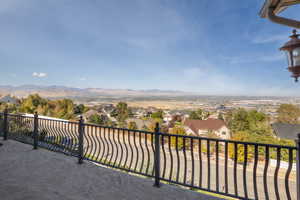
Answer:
0, 85, 194, 98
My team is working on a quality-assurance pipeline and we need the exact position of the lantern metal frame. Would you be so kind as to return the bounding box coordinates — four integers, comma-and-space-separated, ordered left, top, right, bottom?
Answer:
280, 29, 300, 82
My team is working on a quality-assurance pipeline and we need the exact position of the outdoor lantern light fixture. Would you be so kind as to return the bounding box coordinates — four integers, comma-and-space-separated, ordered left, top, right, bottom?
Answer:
280, 29, 300, 82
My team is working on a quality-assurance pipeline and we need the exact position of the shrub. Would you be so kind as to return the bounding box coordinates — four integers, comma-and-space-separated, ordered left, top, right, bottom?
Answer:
169, 126, 187, 150
228, 131, 254, 163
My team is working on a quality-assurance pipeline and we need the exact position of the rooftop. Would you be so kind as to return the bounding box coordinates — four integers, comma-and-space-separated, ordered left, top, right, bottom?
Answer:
272, 122, 300, 139
184, 118, 226, 133
0, 140, 223, 200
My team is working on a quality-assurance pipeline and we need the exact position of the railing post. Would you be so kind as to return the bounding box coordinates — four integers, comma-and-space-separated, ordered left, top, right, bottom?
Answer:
3, 108, 8, 140
153, 122, 161, 187
78, 116, 84, 164
296, 133, 300, 200
33, 112, 38, 149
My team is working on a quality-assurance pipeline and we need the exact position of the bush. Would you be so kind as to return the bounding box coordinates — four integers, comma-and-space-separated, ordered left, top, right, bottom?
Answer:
228, 143, 254, 163
228, 131, 254, 163
200, 132, 223, 155
128, 121, 138, 130
170, 126, 187, 150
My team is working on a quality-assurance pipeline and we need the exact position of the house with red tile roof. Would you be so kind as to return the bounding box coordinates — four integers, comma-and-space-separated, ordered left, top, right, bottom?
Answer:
183, 118, 230, 139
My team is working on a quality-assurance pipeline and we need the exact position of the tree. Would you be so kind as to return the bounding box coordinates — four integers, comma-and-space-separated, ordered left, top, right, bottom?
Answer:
218, 113, 224, 120
88, 114, 104, 125
277, 104, 300, 124
111, 102, 130, 124
189, 111, 200, 120
189, 109, 210, 120
128, 121, 138, 130
19, 94, 47, 113
226, 108, 272, 137
227, 108, 249, 133
51, 99, 75, 119
18, 94, 77, 120
74, 104, 85, 114
0, 102, 18, 113
151, 110, 164, 119
247, 110, 272, 136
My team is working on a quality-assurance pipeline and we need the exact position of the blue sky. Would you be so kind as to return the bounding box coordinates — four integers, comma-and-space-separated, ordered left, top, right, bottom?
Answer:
1, 0, 300, 96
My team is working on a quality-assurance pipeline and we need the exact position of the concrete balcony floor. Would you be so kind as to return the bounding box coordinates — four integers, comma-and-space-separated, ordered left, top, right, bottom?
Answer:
0, 140, 224, 200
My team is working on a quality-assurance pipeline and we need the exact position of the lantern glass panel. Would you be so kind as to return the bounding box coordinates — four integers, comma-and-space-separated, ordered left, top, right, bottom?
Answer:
286, 51, 293, 67
293, 47, 300, 66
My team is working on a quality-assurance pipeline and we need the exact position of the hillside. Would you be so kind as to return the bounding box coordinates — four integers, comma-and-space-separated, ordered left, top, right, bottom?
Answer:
0, 85, 193, 99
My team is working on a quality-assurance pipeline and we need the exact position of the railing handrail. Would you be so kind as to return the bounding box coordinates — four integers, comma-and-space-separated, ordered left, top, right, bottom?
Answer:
160, 132, 298, 149
83, 122, 155, 135
1, 111, 297, 149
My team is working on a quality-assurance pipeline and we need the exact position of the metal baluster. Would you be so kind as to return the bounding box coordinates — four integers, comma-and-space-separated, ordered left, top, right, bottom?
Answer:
191, 138, 195, 187
274, 147, 281, 200
216, 141, 219, 192
3, 108, 8, 140
243, 144, 248, 199
153, 123, 160, 187
33, 112, 38, 149
234, 143, 238, 196
199, 139, 203, 188
224, 141, 228, 193
253, 145, 259, 200
183, 137, 187, 184
78, 116, 84, 164
207, 140, 211, 190
285, 148, 293, 200
263, 146, 270, 200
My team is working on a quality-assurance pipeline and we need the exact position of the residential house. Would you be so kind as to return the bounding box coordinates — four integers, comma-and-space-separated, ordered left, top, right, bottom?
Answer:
82, 110, 102, 122
163, 112, 173, 124
0, 95, 18, 104
271, 123, 300, 140
167, 115, 184, 129
126, 118, 154, 130
183, 118, 230, 139
131, 107, 146, 118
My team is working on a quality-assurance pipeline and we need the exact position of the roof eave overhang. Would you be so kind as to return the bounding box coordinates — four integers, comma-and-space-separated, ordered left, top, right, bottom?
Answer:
260, 0, 300, 18
260, 0, 286, 18
259, 0, 300, 29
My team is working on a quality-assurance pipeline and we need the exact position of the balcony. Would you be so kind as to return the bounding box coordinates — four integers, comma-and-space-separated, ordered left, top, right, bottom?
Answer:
0, 111, 298, 199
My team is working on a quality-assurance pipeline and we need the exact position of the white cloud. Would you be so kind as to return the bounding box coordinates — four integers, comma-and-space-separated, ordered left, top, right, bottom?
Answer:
32, 72, 47, 78
79, 77, 87, 81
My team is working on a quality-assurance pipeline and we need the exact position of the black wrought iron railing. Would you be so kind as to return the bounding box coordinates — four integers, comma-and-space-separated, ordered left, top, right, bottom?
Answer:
0, 111, 299, 200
